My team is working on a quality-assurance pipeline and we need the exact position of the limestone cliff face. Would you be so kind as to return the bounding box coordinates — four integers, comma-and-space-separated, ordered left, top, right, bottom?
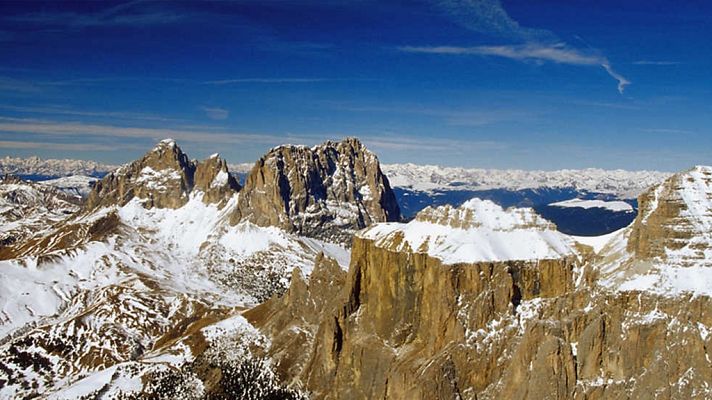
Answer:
627, 165, 712, 265
302, 237, 579, 399
248, 180, 712, 399
193, 153, 241, 206
248, 201, 582, 399
86, 139, 240, 210
231, 137, 400, 243
249, 236, 581, 399
245, 253, 347, 384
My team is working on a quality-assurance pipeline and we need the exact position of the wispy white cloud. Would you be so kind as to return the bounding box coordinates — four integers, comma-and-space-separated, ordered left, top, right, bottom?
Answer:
0, 140, 117, 152
5, 1, 184, 28
360, 135, 507, 153
601, 63, 630, 95
0, 104, 182, 122
572, 101, 641, 110
401, 43, 631, 94
41, 77, 189, 86
640, 128, 695, 135
633, 60, 681, 66
203, 78, 330, 85
0, 117, 286, 145
0, 116, 508, 159
421, 0, 630, 94
0, 76, 42, 94
435, 0, 556, 42
400, 44, 603, 65
201, 106, 229, 120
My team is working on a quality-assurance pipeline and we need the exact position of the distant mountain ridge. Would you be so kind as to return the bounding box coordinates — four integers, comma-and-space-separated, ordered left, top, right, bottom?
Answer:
382, 163, 670, 198
1, 156, 670, 197
0, 156, 118, 178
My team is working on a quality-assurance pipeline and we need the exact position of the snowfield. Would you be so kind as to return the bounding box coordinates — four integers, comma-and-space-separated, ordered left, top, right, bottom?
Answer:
549, 198, 634, 212
0, 187, 349, 398
359, 199, 578, 264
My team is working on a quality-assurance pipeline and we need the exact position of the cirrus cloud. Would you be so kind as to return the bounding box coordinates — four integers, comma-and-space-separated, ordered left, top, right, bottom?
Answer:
416, 0, 631, 94
400, 43, 630, 94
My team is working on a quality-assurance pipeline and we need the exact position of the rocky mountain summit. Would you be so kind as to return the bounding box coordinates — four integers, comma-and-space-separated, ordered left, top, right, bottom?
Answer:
599, 165, 712, 296
87, 139, 240, 210
233, 137, 400, 243
627, 165, 712, 266
360, 198, 576, 263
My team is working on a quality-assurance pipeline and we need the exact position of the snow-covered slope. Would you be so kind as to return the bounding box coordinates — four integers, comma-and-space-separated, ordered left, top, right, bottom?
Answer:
38, 175, 97, 199
0, 176, 79, 252
359, 198, 578, 264
0, 156, 117, 177
0, 189, 347, 395
549, 198, 634, 212
597, 166, 712, 297
382, 163, 669, 198
0, 141, 355, 398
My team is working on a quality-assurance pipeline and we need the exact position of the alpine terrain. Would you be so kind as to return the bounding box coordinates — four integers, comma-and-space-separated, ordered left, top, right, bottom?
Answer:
0, 139, 710, 400
0, 137, 397, 399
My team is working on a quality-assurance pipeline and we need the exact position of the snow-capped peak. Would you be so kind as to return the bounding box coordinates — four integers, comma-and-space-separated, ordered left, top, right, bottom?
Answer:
0, 156, 118, 177
417, 198, 556, 231
359, 199, 576, 264
157, 138, 176, 148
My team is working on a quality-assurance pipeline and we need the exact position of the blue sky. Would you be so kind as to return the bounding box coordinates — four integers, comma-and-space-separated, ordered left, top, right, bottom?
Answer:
0, 0, 710, 171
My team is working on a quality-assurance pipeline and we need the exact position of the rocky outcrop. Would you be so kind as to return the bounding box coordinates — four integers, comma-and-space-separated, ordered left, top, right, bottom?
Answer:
627, 165, 712, 265
248, 201, 583, 399
86, 139, 240, 210
245, 253, 347, 384
299, 236, 579, 399
231, 137, 400, 243
2, 140, 242, 260
193, 153, 241, 206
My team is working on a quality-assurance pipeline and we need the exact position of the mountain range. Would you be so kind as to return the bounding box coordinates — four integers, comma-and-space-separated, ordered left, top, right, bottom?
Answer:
1, 153, 668, 237
0, 139, 710, 399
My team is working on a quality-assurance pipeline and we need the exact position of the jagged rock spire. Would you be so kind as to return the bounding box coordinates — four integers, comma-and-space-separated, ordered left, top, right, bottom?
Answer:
86, 139, 240, 210
231, 137, 400, 243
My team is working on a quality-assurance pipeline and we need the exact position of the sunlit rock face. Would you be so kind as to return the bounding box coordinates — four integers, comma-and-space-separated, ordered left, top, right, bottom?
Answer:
627, 165, 712, 265
248, 200, 583, 399
599, 165, 712, 297
248, 171, 712, 399
232, 137, 400, 243
87, 139, 240, 210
